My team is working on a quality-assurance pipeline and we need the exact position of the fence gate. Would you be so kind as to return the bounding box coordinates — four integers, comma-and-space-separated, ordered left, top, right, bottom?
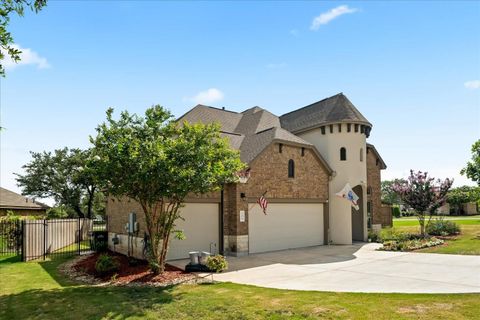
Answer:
0, 220, 23, 256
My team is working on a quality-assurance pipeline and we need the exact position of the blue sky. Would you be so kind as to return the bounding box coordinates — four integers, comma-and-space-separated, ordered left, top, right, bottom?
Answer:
1, 1, 479, 199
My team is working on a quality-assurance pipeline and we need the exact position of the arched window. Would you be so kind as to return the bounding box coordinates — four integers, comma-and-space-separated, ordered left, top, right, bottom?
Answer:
340, 147, 347, 161
360, 148, 364, 162
288, 159, 295, 178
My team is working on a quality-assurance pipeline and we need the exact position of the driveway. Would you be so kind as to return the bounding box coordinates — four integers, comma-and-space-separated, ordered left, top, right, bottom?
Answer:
171, 243, 480, 293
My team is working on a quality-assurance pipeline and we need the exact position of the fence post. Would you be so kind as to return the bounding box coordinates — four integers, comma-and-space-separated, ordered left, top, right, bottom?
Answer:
43, 219, 46, 260
78, 218, 81, 255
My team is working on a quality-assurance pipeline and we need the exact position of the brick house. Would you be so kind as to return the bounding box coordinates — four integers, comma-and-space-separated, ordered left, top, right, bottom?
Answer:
107, 93, 390, 259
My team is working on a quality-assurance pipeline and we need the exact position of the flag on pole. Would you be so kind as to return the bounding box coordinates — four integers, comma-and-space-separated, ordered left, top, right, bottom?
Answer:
257, 193, 268, 215
335, 183, 360, 210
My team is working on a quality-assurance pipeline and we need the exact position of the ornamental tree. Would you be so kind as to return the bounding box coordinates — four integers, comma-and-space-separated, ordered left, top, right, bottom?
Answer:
392, 170, 453, 236
461, 140, 480, 186
90, 105, 244, 274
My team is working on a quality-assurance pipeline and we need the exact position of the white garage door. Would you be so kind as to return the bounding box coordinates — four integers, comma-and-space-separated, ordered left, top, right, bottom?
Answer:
167, 203, 220, 260
249, 203, 324, 253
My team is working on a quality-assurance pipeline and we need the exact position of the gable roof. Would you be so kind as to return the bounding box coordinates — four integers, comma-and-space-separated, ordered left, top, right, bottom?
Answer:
367, 143, 387, 169
280, 93, 372, 134
177, 104, 332, 173
0, 187, 49, 210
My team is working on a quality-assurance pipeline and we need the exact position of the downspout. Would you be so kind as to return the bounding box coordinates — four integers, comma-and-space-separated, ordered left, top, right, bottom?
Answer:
220, 184, 224, 255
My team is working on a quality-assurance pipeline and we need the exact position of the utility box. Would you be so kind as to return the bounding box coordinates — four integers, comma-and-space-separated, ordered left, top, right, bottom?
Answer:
127, 212, 138, 234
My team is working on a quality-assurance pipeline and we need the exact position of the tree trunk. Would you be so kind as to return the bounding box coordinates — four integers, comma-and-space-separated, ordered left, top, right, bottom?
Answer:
86, 187, 95, 219
73, 205, 85, 218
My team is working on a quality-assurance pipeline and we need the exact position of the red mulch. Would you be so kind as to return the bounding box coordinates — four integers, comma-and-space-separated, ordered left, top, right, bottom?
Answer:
74, 251, 195, 285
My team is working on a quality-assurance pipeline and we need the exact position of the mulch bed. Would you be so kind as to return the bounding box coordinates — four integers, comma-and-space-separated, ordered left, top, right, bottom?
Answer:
72, 251, 197, 286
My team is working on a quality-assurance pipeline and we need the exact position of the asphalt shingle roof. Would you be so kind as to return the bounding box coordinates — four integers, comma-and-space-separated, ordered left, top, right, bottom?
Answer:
280, 93, 372, 134
177, 105, 324, 167
0, 187, 49, 210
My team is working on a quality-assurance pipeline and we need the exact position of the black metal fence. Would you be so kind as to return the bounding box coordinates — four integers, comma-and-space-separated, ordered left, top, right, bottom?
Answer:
0, 218, 107, 261
0, 219, 23, 256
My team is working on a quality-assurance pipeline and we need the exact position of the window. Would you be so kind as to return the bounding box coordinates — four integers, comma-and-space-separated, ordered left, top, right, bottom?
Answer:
329, 125, 333, 133
288, 159, 295, 178
376, 158, 380, 166
279, 143, 283, 153
367, 186, 372, 195
321, 126, 325, 135
340, 147, 347, 161
301, 147, 305, 157
354, 124, 359, 132
338, 124, 342, 132
360, 148, 363, 162
347, 124, 351, 132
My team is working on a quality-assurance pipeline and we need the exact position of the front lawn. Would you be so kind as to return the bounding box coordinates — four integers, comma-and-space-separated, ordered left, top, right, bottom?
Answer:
390, 217, 480, 255
0, 255, 479, 319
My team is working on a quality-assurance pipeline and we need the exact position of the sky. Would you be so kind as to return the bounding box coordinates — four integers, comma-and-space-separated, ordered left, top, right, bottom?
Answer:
1, 1, 479, 202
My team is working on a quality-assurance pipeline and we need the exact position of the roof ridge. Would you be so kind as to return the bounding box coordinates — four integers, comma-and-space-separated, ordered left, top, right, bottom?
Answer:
280, 93, 343, 117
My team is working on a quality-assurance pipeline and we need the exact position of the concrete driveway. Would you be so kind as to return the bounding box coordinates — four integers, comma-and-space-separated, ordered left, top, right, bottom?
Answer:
173, 243, 480, 293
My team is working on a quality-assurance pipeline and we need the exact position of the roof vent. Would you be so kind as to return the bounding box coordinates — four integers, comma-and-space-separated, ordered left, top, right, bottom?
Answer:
222, 107, 225, 110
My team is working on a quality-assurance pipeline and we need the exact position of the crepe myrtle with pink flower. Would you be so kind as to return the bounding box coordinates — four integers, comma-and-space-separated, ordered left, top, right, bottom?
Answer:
393, 170, 453, 236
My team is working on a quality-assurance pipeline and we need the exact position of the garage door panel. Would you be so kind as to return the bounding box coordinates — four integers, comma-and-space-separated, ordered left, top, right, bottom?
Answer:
249, 203, 323, 253
167, 203, 219, 260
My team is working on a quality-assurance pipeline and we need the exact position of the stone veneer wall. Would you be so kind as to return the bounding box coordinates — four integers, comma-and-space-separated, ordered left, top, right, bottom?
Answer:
366, 147, 391, 227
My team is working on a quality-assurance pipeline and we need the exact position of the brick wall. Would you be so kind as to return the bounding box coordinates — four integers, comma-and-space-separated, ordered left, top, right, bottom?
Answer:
366, 148, 391, 227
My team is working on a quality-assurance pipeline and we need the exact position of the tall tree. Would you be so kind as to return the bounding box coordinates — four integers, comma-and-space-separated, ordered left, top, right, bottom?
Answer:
15, 148, 98, 218
393, 170, 453, 236
0, 0, 47, 76
461, 140, 480, 186
381, 179, 405, 205
91, 105, 244, 274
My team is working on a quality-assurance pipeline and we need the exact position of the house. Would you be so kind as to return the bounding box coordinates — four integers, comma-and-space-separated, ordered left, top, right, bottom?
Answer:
0, 187, 49, 216
106, 93, 390, 260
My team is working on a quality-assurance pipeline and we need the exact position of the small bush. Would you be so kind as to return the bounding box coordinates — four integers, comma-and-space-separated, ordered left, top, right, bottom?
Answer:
95, 254, 119, 275
379, 228, 417, 242
206, 255, 228, 273
392, 206, 401, 218
368, 230, 380, 243
426, 220, 460, 236
379, 237, 444, 252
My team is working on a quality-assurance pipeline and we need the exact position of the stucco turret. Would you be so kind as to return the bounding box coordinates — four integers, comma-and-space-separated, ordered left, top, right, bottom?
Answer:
280, 93, 371, 244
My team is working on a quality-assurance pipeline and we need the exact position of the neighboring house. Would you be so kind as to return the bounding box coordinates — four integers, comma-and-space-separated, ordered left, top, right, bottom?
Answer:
0, 187, 49, 216
107, 93, 390, 260
437, 203, 479, 215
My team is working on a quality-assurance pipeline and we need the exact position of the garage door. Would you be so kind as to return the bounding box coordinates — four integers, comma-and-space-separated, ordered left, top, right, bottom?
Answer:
167, 203, 220, 260
248, 203, 324, 253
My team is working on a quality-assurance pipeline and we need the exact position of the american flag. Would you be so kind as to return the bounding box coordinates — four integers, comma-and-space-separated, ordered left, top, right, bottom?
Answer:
257, 194, 268, 215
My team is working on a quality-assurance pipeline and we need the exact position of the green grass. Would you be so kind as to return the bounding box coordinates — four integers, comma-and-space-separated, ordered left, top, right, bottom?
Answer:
391, 218, 480, 255
0, 255, 479, 319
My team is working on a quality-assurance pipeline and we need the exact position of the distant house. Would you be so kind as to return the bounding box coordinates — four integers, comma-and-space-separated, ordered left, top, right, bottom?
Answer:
0, 187, 49, 216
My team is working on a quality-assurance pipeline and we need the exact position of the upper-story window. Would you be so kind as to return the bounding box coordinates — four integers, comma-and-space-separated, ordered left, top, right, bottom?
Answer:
360, 148, 364, 162
279, 143, 283, 153
340, 147, 347, 161
288, 159, 295, 178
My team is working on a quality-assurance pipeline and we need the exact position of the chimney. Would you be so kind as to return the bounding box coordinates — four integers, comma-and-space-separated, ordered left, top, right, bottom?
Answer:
222, 107, 225, 110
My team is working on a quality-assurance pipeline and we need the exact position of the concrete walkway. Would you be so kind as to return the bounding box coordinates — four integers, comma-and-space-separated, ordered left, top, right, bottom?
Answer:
173, 244, 480, 293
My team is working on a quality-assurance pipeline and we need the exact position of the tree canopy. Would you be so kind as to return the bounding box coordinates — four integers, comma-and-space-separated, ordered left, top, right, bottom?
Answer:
91, 105, 244, 273
0, 0, 47, 76
15, 147, 100, 218
461, 140, 480, 186
381, 179, 405, 205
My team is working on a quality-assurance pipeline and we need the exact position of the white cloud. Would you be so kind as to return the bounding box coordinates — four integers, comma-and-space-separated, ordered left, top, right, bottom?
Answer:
464, 80, 480, 90
266, 62, 287, 69
186, 88, 224, 105
310, 5, 358, 30
1, 44, 50, 70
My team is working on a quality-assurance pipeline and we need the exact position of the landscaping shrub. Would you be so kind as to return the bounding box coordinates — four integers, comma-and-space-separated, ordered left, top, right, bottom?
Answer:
206, 255, 228, 273
379, 237, 444, 252
426, 220, 460, 236
392, 206, 401, 218
379, 228, 417, 242
95, 254, 119, 275
368, 230, 380, 243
